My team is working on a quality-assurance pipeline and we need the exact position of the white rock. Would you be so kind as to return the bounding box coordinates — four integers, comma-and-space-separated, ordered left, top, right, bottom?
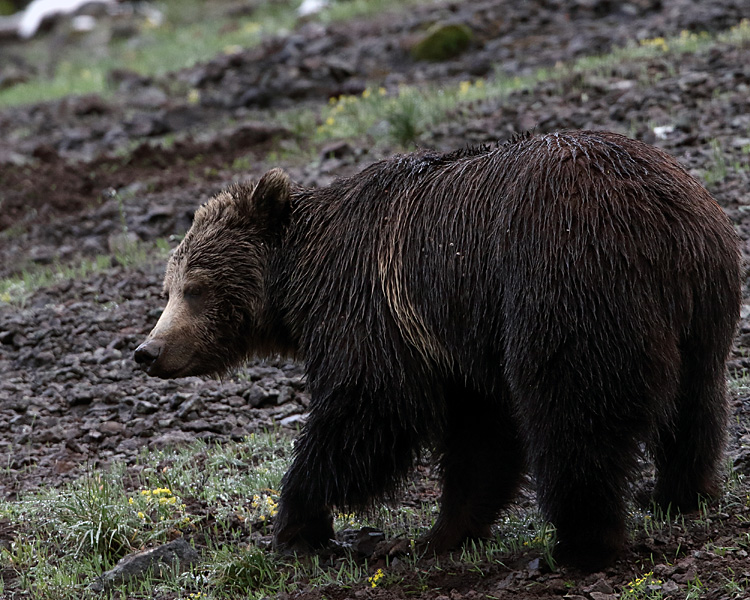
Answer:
18, 0, 115, 39
298, 0, 329, 17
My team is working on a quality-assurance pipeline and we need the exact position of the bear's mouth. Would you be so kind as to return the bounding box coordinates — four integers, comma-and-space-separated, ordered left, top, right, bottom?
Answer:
141, 360, 198, 379
142, 355, 219, 380
135, 341, 201, 379
141, 362, 182, 379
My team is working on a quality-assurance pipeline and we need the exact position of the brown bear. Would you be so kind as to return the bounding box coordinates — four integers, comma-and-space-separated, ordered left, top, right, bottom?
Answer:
134, 130, 741, 570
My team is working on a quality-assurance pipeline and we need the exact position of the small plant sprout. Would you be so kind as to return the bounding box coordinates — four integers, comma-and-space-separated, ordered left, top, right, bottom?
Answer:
213, 544, 289, 595
685, 575, 706, 600
703, 138, 729, 186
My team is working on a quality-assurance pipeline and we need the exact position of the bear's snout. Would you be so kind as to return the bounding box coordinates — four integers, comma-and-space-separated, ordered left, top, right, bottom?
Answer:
134, 339, 164, 373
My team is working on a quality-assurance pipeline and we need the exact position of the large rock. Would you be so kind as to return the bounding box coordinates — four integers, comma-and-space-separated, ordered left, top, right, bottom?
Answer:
89, 538, 200, 592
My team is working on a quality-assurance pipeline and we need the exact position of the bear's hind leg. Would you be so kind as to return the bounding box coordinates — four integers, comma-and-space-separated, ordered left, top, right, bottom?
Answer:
652, 343, 729, 512
529, 415, 638, 571
516, 364, 656, 571
421, 383, 525, 552
510, 312, 683, 569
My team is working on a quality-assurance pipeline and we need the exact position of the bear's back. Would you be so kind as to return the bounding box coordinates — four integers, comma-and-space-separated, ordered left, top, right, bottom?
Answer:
286, 131, 738, 390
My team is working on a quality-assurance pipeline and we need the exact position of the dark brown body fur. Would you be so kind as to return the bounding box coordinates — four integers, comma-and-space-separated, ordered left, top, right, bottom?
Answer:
135, 130, 741, 570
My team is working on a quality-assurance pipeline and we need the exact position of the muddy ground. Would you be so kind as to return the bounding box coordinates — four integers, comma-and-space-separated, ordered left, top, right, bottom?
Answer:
2, 0, 750, 598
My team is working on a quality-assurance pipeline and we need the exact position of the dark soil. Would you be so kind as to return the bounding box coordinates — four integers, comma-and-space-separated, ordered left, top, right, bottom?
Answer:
2, 0, 750, 598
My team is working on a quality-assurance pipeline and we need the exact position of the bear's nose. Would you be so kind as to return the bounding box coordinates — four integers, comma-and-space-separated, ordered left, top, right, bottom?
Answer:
134, 339, 163, 369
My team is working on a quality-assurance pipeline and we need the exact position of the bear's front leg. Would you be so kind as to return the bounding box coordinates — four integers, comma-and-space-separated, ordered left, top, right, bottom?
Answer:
272, 380, 433, 552
421, 383, 525, 552
272, 422, 336, 552
273, 492, 334, 552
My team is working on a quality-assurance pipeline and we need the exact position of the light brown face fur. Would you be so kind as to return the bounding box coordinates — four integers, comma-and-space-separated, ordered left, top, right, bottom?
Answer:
134, 169, 292, 378
136, 262, 215, 378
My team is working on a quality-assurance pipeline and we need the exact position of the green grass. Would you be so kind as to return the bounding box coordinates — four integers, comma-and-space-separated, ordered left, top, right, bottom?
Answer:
274, 18, 750, 151
0, 0, 294, 107
0, 433, 292, 598
211, 543, 291, 597
0, 0, 439, 108
2, 419, 750, 598
563, 20, 748, 81
316, 0, 441, 23
728, 369, 750, 395
701, 137, 750, 188
2, 8, 750, 599
0, 237, 171, 307
291, 76, 527, 149
0, 254, 111, 306
703, 138, 730, 186
0, 433, 559, 599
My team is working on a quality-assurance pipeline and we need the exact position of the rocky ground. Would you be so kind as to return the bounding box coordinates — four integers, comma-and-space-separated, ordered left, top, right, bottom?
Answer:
2, 0, 750, 598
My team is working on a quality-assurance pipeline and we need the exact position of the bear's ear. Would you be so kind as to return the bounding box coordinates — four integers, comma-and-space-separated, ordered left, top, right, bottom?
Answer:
249, 168, 292, 228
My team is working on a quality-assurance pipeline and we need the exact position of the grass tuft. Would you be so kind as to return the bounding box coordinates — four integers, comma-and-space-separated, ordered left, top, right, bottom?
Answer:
0, 239, 170, 307
212, 544, 289, 596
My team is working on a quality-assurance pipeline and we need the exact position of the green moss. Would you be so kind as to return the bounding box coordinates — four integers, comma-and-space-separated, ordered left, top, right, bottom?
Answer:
411, 22, 473, 61
0, 0, 17, 16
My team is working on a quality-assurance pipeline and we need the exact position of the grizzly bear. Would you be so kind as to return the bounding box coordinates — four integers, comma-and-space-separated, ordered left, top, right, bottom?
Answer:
135, 130, 741, 570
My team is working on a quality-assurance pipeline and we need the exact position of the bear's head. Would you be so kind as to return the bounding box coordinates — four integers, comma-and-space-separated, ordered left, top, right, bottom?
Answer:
134, 168, 292, 378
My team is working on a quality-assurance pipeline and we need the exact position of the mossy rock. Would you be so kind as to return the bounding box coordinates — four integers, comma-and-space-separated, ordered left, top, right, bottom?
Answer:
411, 22, 474, 62
0, 0, 19, 16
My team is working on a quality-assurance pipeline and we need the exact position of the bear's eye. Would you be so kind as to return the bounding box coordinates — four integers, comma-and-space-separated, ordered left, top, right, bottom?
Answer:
183, 284, 204, 299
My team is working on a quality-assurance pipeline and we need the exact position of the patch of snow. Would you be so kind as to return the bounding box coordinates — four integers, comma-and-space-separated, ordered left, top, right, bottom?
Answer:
298, 0, 329, 17
652, 125, 674, 140
18, 0, 115, 39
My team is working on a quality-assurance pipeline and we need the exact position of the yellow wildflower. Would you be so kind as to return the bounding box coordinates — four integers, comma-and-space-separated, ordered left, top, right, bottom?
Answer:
368, 568, 385, 588
639, 37, 669, 51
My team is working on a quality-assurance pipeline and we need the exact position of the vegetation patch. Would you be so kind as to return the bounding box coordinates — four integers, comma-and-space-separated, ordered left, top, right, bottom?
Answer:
0, 238, 170, 307
3, 431, 749, 598
2, 3, 750, 600
410, 22, 474, 61
284, 18, 750, 151
0, 0, 440, 108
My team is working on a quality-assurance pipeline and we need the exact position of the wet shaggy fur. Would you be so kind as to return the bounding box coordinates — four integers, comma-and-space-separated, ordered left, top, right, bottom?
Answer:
137, 130, 741, 570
